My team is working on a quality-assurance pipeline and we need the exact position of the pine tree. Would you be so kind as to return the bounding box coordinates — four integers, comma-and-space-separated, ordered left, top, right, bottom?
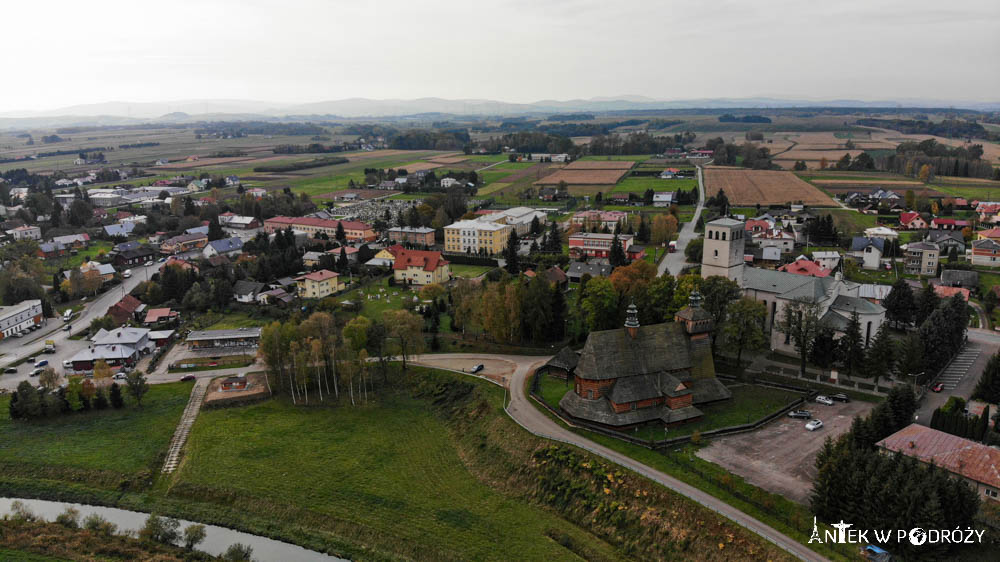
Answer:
838, 310, 865, 378
883, 279, 915, 328
335, 222, 346, 242
503, 230, 520, 275
609, 234, 626, 267
915, 284, 940, 326
109, 382, 124, 409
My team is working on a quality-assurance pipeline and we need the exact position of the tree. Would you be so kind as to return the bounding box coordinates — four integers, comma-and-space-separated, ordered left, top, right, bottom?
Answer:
918, 163, 932, 182
207, 219, 225, 241
223, 543, 254, 561
581, 277, 618, 332
651, 214, 678, 246
684, 238, 703, 264
92, 359, 111, 381
109, 382, 124, 408
38, 368, 60, 390
793, 160, 807, 171
335, 221, 346, 243
700, 276, 741, 345
915, 284, 940, 326
125, 370, 149, 407
722, 297, 767, 365
973, 352, 1000, 403
780, 300, 820, 376
864, 324, 896, 387
342, 316, 372, 353
895, 332, 924, 381
139, 514, 181, 544
384, 310, 425, 370
503, 230, 520, 274
608, 234, 627, 267
183, 524, 207, 550
838, 310, 865, 378
883, 279, 915, 328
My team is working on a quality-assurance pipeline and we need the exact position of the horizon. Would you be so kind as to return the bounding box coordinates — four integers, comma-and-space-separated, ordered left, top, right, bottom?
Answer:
4, 0, 998, 113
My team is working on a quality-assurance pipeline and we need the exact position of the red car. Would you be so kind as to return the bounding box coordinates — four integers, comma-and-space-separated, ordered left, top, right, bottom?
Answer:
931, 383, 944, 393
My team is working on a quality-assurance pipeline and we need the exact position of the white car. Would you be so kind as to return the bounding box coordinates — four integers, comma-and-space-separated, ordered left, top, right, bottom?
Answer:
806, 419, 824, 431
815, 395, 834, 406
123, 269, 132, 278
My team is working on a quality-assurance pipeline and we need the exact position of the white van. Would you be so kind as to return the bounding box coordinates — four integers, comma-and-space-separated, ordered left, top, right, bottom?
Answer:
62, 309, 74, 322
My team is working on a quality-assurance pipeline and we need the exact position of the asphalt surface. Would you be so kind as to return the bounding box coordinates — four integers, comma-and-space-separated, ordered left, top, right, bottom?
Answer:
658, 164, 706, 277
414, 352, 827, 562
915, 328, 1000, 424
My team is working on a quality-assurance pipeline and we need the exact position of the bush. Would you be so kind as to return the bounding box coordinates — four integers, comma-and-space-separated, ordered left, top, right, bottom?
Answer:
223, 543, 255, 561
9, 500, 38, 522
83, 513, 118, 536
55, 506, 81, 528
139, 514, 180, 544
183, 523, 207, 549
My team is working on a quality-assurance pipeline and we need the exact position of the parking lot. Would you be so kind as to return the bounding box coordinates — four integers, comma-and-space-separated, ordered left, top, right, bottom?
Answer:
696, 398, 874, 503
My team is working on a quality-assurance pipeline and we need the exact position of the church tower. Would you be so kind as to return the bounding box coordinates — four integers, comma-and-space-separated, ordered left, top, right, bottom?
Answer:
701, 218, 745, 284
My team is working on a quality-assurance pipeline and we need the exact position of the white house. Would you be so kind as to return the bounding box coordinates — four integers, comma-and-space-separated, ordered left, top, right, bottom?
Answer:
653, 192, 677, 207
850, 237, 885, 270
812, 251, 842, 271
440, 178, 460, 188
202, 237, 244, 259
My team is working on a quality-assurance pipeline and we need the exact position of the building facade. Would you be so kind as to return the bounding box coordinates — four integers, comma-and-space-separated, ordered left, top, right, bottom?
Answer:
263, 216, 375, 242
701, 218, 746, 282
443, 220, 511, 254
295, 269, 344, 299
387, 226, 436, 246
0, 300, 44, 340
392, 248, 450, 286
905, 242, 939, 276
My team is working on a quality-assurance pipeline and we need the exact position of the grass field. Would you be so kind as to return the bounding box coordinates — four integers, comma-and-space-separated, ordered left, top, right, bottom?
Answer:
449, 264, 494, 278
0, 383, 190, 476
42, 240, 114, 274
476, 182, 510, 195
611, 176, 697, 193
203, 312, 268, 330
826, 208, 877, 231
580, 154, 654, 161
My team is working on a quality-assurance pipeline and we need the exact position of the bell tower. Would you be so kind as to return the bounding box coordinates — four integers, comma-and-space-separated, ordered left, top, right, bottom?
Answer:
701, 218, 745, 285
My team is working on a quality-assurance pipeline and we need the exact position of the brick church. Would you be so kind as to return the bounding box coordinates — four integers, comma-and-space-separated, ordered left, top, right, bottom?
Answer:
558, 294, 731, 429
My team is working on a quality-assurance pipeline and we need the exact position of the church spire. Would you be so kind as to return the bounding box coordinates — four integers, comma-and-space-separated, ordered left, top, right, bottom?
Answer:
624, 301, 640, 338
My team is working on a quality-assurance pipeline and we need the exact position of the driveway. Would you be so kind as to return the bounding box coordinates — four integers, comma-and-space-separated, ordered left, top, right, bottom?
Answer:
916, 335, 997, 424
697, 400, 874, 503
419, 352, 826, 562
658, 164, 706, 277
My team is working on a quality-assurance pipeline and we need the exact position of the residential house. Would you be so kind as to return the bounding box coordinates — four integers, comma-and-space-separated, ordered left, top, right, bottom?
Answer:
899, 212, 928, 230
525, 266, 568, 290
302, 251, 325, 268
571, 210, 628, 231
202, 237, 244, 259
653, 192, 677, 207
905, 242, 939, 276
812, 251, 841, 271
364, 246, 399, 268
67, 327, 155, 373
295, 269, 344, 299
37, 241, 68, 259
113, 246, 156, 267
863, 226, 899, 241
877, 424, 1000, 502
103, 222, 136, 238
566, 262, 612, 283
971, 239, 1000, 266
258, 288, 294, 306
850, 237, 885, 270
51, 233, 90, 248
930, 218, 970, 230
934, 285, 970, 301
233, 280, 266, 303
926, 230, 966, 255
751, 229, 795, 253
977, 227, 1000, 243
246, 187, 267, 199
440, 177, 460, 189
165, 257, 199, 273
143, 307, 179, 326
218, 213, 260, 230
225, 175, 241, 187
7, 225, 41, 240
392, 248, 450, 286
387, 226, 436, 246
160, 233, 208, 254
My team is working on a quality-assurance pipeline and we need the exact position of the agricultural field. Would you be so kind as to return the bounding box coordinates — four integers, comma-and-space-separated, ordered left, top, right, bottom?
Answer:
612, 176, 697, 194
704, 167, 836, 206
563, 160, 635, 170
534, 169, 628, 186
449, 264, 495, 278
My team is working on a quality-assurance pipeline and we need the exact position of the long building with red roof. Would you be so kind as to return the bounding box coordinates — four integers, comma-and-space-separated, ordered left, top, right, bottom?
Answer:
263, 216, 375, 242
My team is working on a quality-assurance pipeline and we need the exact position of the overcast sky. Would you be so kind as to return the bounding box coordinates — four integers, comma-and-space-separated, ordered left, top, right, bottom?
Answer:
4, 0, 998, 111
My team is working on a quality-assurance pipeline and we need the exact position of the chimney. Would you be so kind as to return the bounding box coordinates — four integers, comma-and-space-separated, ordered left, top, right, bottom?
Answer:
624, 301, 640, 339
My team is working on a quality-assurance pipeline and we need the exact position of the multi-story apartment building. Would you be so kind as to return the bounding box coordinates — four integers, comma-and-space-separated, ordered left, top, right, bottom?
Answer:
263, 216, 376, 242
387, 226, 436, 246
905, 242, 939, 276
443, 220, 512, 254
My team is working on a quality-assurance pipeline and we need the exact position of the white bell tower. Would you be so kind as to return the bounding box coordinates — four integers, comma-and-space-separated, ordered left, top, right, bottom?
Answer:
701, 218, 745, 284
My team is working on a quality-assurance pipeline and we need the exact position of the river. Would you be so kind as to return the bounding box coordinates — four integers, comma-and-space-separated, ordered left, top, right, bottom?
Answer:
0, 497, 346, 561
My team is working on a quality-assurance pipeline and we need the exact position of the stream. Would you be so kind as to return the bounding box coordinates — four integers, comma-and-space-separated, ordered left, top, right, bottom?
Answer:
0, 497, 346, 561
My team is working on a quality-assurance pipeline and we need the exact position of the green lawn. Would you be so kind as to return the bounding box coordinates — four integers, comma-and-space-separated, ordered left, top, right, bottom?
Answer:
0, 383, 190, 477
611, 176, 697, 194
492, 162, 538, 170
43, 241, 114, 274
826, 208, 876, 232
173, 374, 619, 561
449, 264, 494, 278
475, 182, 511, 195
203, 312, 267, 330
464, 154, 511, 163
478, 169, 514, 185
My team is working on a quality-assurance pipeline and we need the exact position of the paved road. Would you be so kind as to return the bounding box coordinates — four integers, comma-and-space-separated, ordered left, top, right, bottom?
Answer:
915, 329, 999, 424
413, 353, 826, 562
658, 164, 707, 277
0, 260, 170, 391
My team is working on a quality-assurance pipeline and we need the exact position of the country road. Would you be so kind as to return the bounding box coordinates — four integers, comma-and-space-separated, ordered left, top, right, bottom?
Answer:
411, 353, 827, 562
658, 163, 707, 277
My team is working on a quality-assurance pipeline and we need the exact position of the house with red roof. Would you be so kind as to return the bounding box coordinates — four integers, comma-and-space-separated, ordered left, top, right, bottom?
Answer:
899, 212, 927, 230
777, 258, 831, 278
295, 269, 345, 299
108, 295, 145, 326
392, 248, 450, 286
143, 307, 179, 326
977, 227, 1000, 242
933, 285, 970, 301
263, 216, 375, 242
930, 217, 970, 230
877, 424, 1000, 502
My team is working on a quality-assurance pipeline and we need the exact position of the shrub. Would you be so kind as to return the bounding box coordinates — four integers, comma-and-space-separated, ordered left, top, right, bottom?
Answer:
55, 506, 81, 528
223, 543, 255, 561
183, 523, 207, 550
139, 514, 180, 544
83, 513, 118, 536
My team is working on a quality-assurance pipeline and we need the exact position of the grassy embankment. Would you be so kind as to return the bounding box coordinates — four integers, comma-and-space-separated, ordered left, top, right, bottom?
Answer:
0, 367, 793, 561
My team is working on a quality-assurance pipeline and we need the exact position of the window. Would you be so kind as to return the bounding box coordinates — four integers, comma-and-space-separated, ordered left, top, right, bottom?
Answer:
987, 489, 998, 499
630, 402, 637, 410
587, 390, 593, 399
714, 249, 718, 257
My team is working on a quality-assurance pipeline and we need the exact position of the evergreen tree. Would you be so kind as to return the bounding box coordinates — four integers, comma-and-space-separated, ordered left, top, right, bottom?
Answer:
915, 284, 940, 326
549, 284, 566, 341
503, 230, 520, 275
529, 215, 541, 236
973, 352, 1000, 403
207, 218, 225, 241
864, 324, 895, 386
608, 234, 627, 267
838, 310, 865, 378
335, 222, 346, 243
109, 382, 124, 409
883, 279, 915, 328
337, 247, 349, 273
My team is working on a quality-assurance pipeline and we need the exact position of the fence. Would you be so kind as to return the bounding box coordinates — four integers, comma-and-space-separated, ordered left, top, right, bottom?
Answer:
529, 371, 811, 449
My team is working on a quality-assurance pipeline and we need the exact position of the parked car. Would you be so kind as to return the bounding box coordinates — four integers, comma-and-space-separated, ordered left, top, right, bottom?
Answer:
180, 374, 196, 382
63, 324, 72, 332
787, 410, 812, 419
112, 373, 127, 381
805, 419, 824, 431
62, 309, 74, 321
931, 383, 944, 393
815, 395, 834, 406
29, 368, 44, 377
470, 364, 484, 374
123, 269, 132, 278
830, 393, 851, 403
62, 360, 73, 369
3, 367, 17, 374
34, 360, 49, 369
144, 260, 154, 267
157, 257, 166, 263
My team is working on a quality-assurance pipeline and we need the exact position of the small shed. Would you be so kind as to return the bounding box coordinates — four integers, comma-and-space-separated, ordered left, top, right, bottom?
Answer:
540, 346, 579, 380
220, 374, 249, 392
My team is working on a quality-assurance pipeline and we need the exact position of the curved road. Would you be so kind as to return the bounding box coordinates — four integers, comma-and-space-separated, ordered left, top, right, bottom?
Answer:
658, 164, 707, 277
412, 353, 826, 562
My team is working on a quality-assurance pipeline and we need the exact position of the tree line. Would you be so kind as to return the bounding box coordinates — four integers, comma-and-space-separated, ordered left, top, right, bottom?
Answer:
8, 371, 149, 421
